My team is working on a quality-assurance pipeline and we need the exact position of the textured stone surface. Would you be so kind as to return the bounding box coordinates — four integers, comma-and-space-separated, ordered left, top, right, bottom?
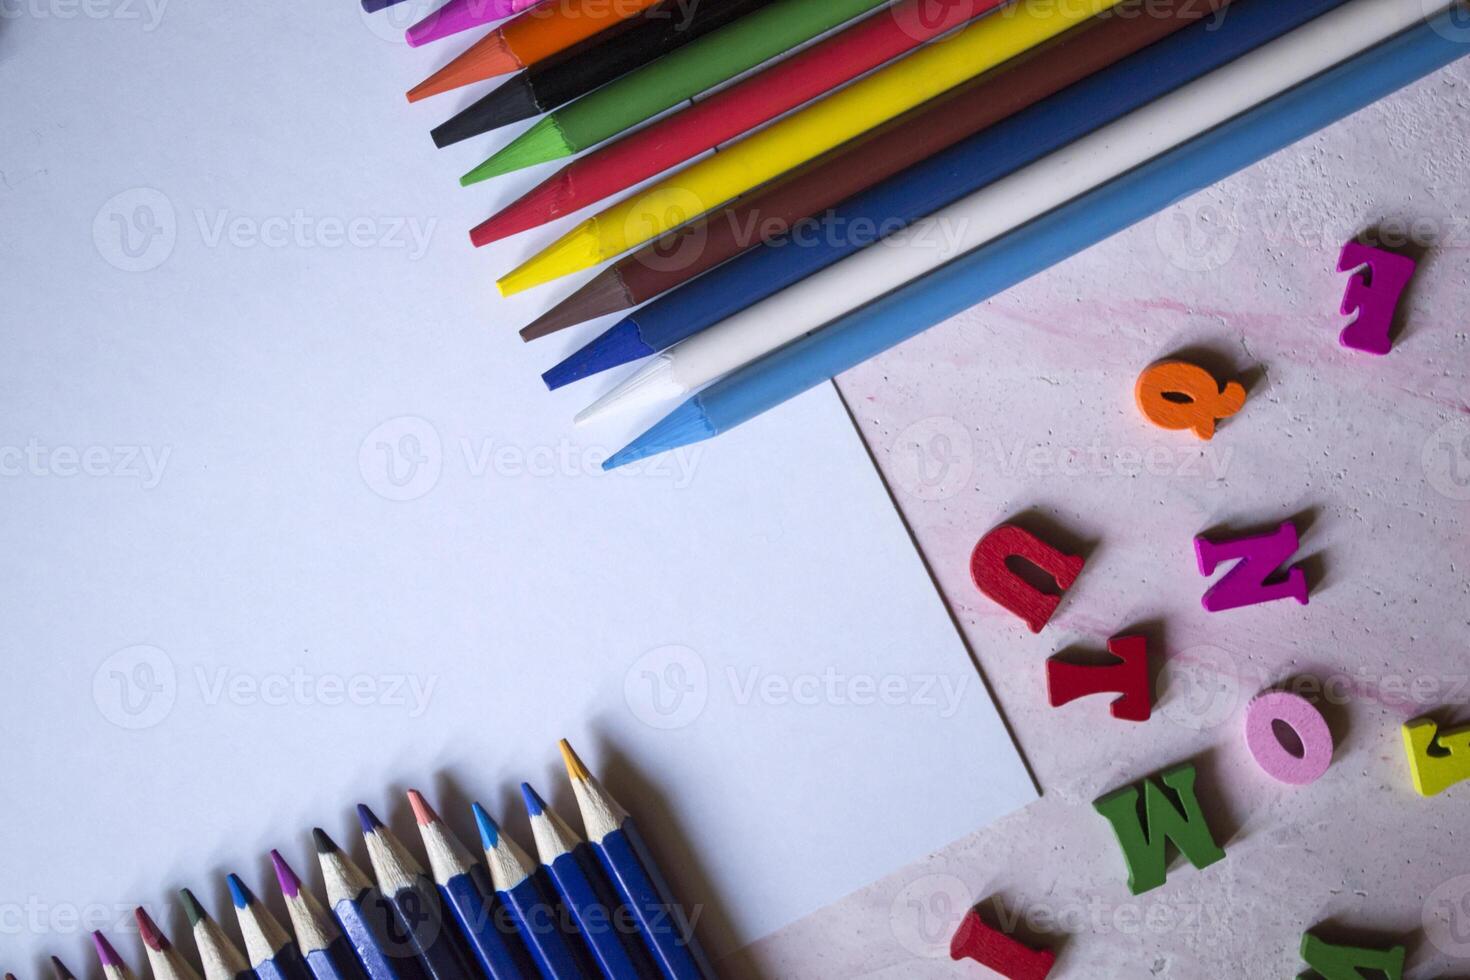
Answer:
732, 58, 1470, 979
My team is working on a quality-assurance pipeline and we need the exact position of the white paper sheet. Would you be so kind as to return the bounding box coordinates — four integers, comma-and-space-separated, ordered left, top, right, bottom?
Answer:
0, 1, 1036, 970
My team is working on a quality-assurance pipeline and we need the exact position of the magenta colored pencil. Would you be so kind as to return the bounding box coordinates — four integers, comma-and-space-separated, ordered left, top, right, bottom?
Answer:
406, 0, 546, 47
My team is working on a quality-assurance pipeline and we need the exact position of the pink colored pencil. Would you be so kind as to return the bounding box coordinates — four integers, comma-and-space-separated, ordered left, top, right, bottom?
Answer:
407, 0, 547, 47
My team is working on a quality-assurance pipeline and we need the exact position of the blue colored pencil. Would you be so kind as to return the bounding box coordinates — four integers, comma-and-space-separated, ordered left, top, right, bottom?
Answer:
314, 829, 427, 980
136, 906, 204, 980
228, 874, 315, 980
406, 791, 537, 980
180, 890, 257, 980
271, 850, 372, 980
355, 805, 483, 980
544, 0, 1351, 390
521, 784, 657, 980
606, 9, 1470, 468
471, 803, 594, 980
559, 741, 713, 980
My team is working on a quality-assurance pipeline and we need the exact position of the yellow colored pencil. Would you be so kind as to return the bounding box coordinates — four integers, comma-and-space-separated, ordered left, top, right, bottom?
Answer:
497, 0, 1128, 296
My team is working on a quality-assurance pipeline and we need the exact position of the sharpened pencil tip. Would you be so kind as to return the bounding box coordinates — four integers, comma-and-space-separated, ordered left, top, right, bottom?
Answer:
558, 739, 591, 782
356, 803, 383, 834
406, 789, 438, 826
270, 849, 301, 898
178, 888, 208, 927
519, 783, 546, 816
471, 802, 500, 848
135, 907, 167, 951
312, 827, 339, 854
605, 398, 716, 470
226, 873, 254, 909
92, 932, 123, 967
51, 956, 78, 980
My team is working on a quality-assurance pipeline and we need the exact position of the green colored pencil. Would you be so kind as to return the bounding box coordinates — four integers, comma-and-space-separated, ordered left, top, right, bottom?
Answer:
462, 0, 892, 184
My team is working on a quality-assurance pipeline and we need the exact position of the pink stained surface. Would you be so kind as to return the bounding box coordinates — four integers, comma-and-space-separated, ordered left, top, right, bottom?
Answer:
730, 58, 1470, 979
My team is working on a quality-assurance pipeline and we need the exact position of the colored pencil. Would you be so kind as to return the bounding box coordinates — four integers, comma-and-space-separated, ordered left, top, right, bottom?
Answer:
471, 803, 592, 980
362, 0, 410, 13
464, 0, 893, 182
406, 0, 664, 102
606, 3, 1470, 468
228, 875, 314, 980
135, 908, 203, 980
550, 0, 1343, 389
516, 0, 1230, 342
406, 0, 545, 49
559, 741, 709, 980
470, 0, 998, 242
270, 851, 371, 980
493, 0, 1126, 293
431, 0, 776, 147
578, 0, 1427, 423
355, 806, 481, 980
520, 784, 655, 980
51, 957, 78, 980
405, 790, 537, 980
179, 890, 256, 980
93, 932, 139, 980
313, 829, 425, 980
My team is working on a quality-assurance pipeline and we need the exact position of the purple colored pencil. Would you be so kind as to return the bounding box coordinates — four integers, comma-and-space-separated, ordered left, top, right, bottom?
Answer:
406, 0, 547, 47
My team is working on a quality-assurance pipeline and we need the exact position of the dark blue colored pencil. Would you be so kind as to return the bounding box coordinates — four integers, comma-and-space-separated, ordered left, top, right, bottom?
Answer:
406, 791, 537, 980
228, 874, 315, 980
559, 742, 713, 979
271, 850, 372, 980
356, 805, 484, 980
471, 803, 595, 980
521, 784, 657, 980
314, 828, 428, 980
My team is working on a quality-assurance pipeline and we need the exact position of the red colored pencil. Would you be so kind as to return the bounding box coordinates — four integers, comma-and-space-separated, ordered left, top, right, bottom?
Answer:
470, 0, 1002, 247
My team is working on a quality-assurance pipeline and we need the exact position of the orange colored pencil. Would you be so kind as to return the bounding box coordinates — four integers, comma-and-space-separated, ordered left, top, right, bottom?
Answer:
407, 0, 663, 103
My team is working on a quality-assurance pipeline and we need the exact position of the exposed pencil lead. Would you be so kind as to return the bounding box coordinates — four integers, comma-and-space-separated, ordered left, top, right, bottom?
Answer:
134, 907, 168, 951
356, 804, 384, 834
269, 849, 301, 898
431, 76, 539, 149
471, 802, 500, 849
226, 873, 254, 909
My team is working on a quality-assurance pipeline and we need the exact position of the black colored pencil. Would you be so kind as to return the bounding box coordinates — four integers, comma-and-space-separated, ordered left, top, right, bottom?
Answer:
431, 0, 778, 146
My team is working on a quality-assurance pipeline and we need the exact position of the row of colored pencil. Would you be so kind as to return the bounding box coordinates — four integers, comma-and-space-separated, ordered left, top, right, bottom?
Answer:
372, 0, 1469, 464
15, 743, 711, 980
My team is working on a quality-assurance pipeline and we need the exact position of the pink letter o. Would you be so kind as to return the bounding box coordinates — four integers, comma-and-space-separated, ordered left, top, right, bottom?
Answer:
1244, 691, 1333, 785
